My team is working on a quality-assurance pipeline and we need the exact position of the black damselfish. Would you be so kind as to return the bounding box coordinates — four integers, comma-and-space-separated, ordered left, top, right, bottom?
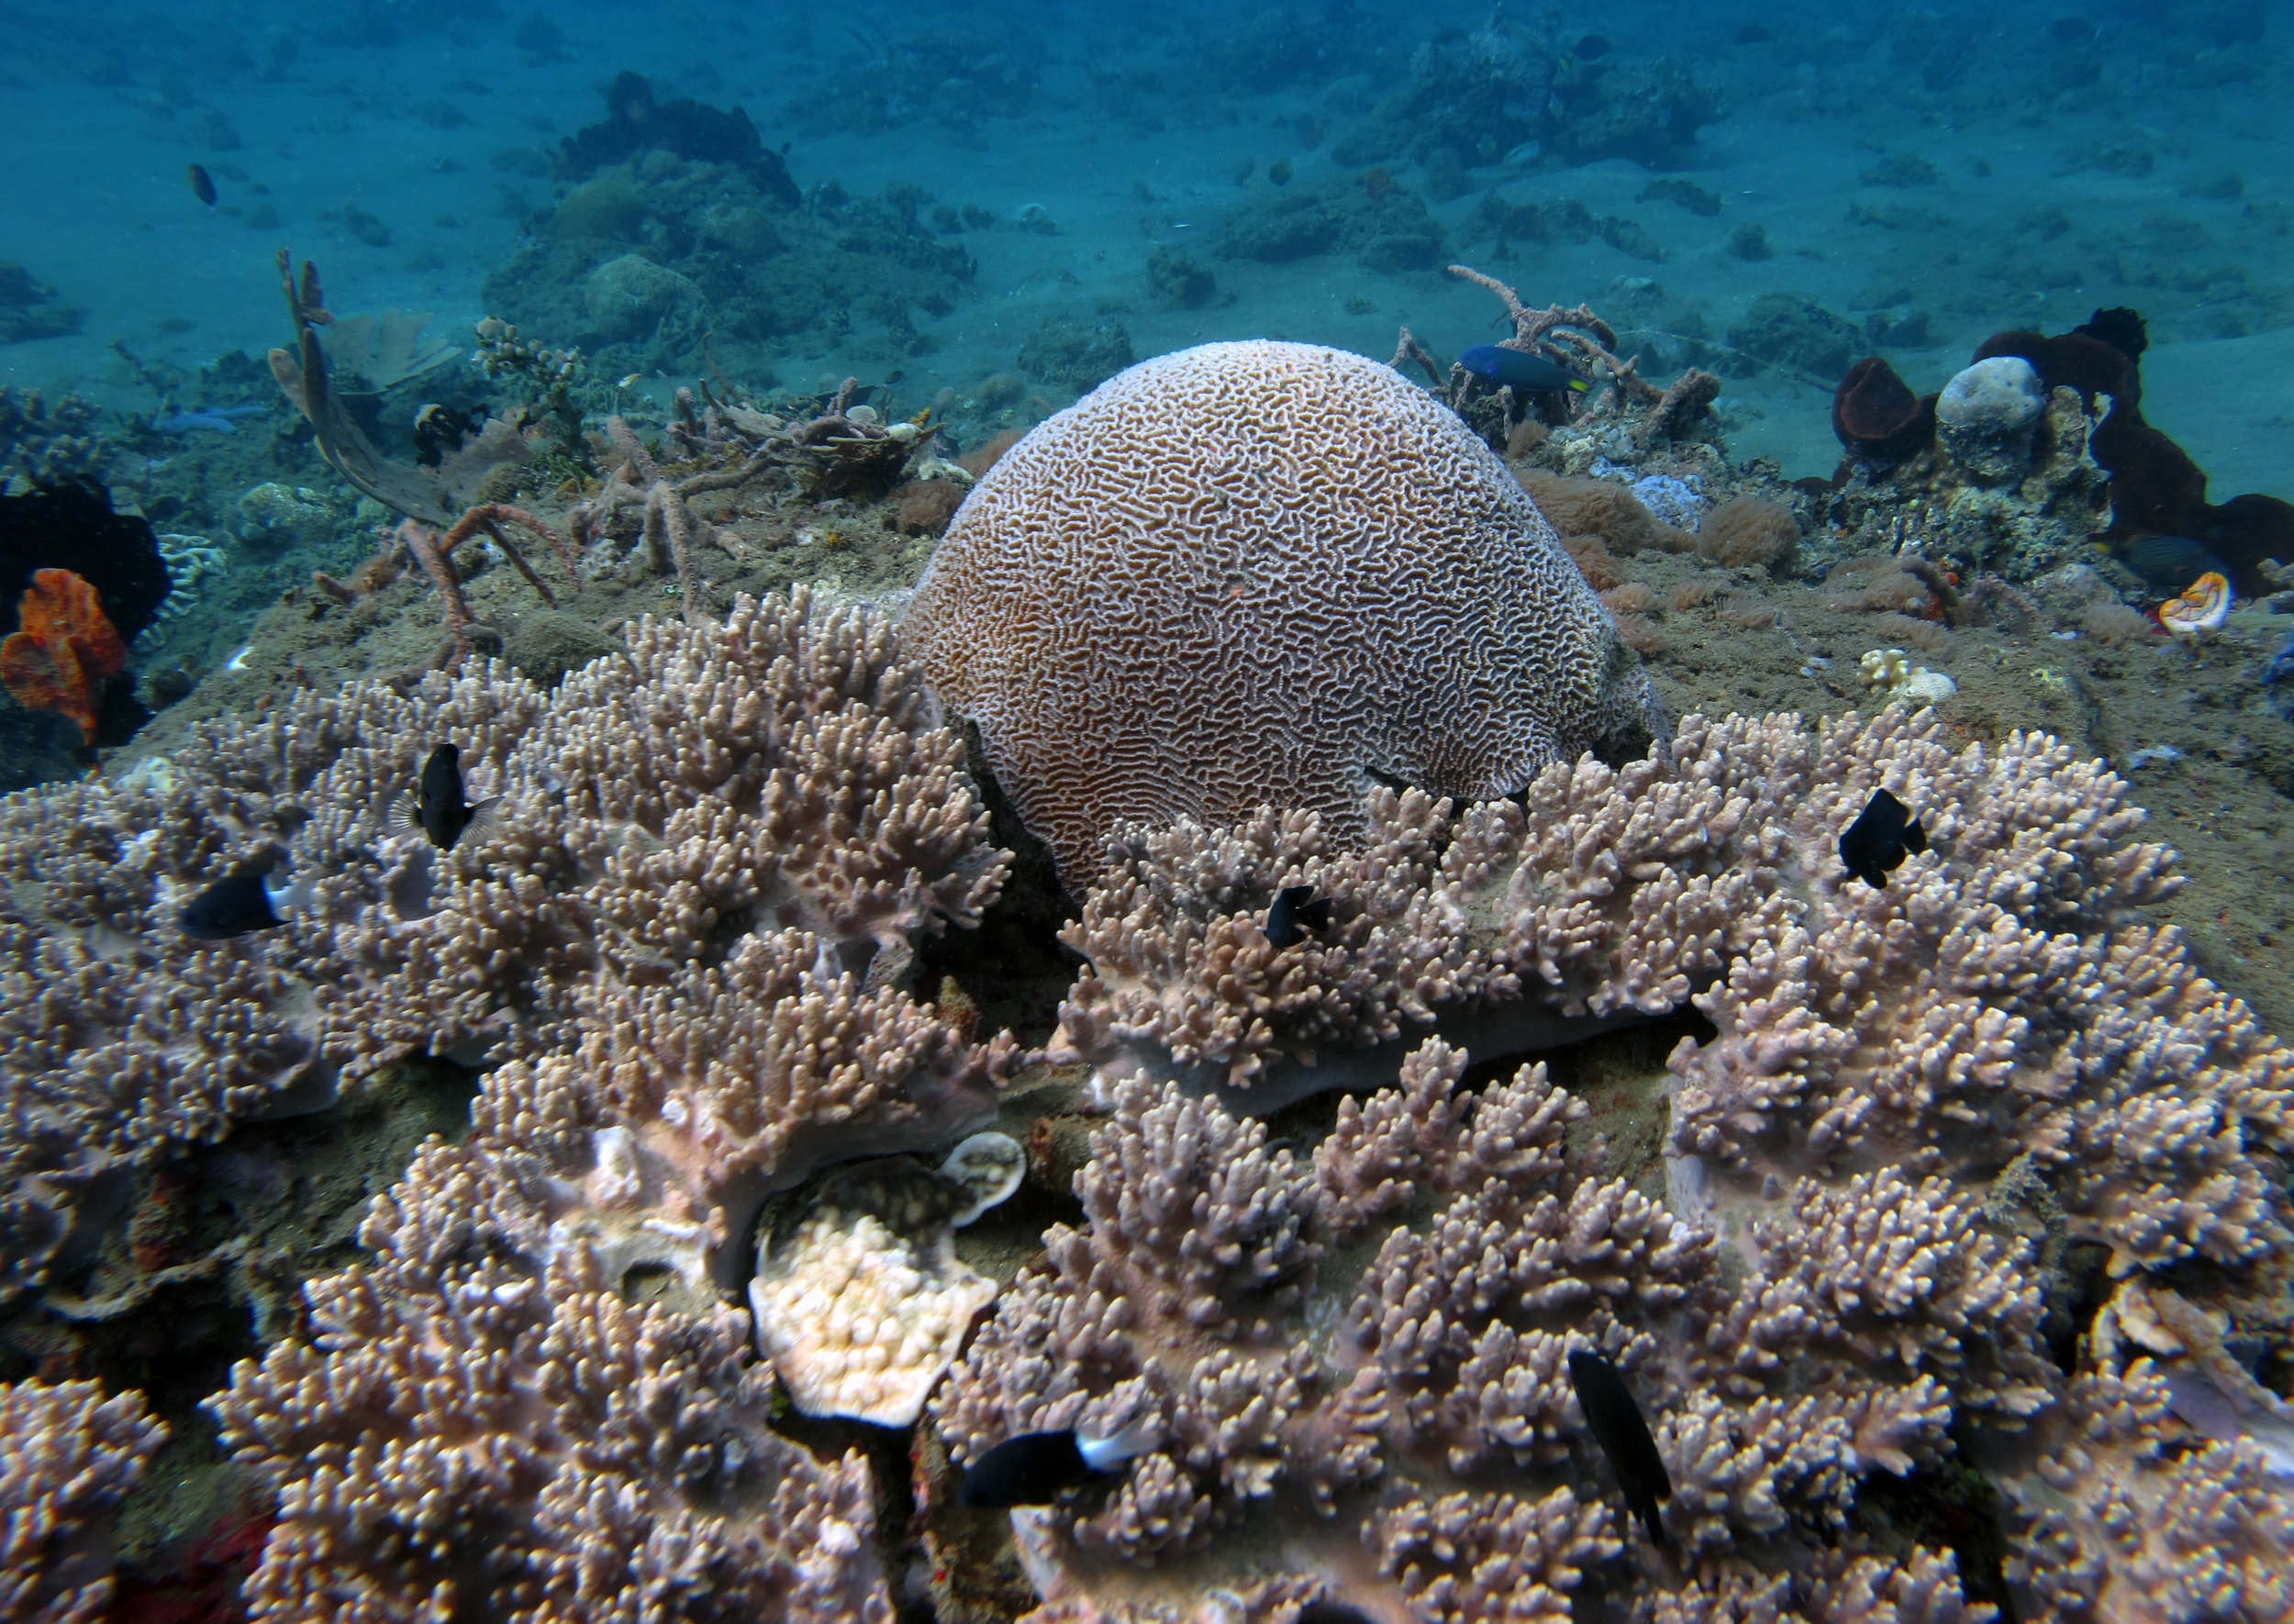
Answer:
395, 742, 496, 851
1838, 787, 1929, 888
180, 856, 288, 939
186, 163, 217, 206
1265, 884, 1332, 950
958, 1418, 1155, 1508
1567, 1349, 1672, 1545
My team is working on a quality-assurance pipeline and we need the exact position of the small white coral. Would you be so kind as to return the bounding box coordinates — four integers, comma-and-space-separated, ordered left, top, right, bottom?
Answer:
1860, 647, 1957, 705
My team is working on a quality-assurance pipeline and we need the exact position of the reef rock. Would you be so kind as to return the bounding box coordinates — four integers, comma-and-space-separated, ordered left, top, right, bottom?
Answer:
1935, 354, 2046, 481
583, 252, 704, 345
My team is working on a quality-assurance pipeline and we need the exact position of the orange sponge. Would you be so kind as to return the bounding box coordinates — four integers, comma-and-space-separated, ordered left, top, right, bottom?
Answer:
2, 567, 125, 741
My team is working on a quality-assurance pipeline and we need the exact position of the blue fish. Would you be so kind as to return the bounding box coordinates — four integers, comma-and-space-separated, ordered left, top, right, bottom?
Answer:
155, 405, 266, 435
2262, 629, 2294, 686
1459, 345, 1591, 395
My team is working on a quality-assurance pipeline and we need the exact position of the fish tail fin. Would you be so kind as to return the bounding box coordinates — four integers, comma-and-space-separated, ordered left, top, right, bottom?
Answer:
1903, 819, 1929, 854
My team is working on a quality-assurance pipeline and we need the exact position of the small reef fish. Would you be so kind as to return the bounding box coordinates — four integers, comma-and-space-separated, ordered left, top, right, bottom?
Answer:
391, 743, 496, 851
2155, 571, 2232, 639
958, 1417, 1156, 1509
1265, 884, 1332, 950
1458, 345, 1590, 395
2115, 534, 2225, 597
155, 405, 265, 435
179, 851, 308, 940
2261, 629, 2294, 686
1567, 1349, 1671, 1546
1839, 788, 1928, 888
186, 163, 217, 206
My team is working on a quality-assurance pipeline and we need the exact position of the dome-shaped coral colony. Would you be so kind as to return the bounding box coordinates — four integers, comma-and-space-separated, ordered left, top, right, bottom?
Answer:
1, 334, 2288, 1621
906, 339, 1668, 893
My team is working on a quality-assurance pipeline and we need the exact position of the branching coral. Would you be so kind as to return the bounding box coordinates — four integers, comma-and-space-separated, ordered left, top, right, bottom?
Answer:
0, 1378, 167, 1624
987, 704, 2292, 1618
0, 589, 1009, 1308
208, 1135, 898, 1622
930, 1038, 2021, 1618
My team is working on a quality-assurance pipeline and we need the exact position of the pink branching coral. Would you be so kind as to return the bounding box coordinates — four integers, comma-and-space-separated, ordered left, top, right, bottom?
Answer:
0, 589, 1009, 1307
963, 704, 2292, 1618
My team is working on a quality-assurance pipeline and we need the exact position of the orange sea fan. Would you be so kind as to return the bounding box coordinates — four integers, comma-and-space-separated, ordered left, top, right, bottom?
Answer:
1, 567, 126, 741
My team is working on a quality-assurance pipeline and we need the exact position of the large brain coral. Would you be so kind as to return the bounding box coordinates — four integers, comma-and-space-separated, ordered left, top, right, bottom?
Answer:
904, 339, 1665, 891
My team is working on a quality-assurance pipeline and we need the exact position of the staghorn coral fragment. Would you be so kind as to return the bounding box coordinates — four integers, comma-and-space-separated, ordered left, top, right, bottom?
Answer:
905, 339, 1664, 894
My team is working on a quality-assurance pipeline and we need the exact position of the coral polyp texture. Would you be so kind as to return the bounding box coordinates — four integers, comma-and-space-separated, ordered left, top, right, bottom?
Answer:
0, 587, 1011, 1304
940, 706, 2294, 1620
902, 339, 1665, 893
0, 1378, 167, 1624
181, 591, 1016, 1613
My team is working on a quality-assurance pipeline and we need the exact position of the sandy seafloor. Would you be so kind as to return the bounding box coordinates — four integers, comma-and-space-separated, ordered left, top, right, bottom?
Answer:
5, 0, 2294, 1611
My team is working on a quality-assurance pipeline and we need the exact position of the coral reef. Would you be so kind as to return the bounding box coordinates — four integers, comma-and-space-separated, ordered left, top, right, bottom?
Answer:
0, 387, 110, 491
1976, 314, 2294, 595
0, 260, 85, 346
1831, 309, 2294, 592
487, 80, 973, 374
0, 1378, 167, 1624
1215, 175, 1446, 276
935, 706, 2293, 1618
0, 590, 1008, 1310
1331, 24, 1711, 173
1828, 371, 2111, 582
904, 339, 1665, 894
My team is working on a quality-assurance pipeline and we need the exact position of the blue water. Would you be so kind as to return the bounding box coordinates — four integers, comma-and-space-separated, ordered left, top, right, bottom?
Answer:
2, 0, 2288, 493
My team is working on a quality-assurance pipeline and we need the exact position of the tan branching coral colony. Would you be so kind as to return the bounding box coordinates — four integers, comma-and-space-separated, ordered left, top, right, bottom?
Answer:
1, 331, 2288, 1621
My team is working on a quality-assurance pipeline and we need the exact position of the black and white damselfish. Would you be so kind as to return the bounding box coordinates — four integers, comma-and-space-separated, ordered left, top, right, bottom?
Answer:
1265, 884, 1333, 950
392, 743, 497, 851
179, 849, 312, 940
1567, 1348, 1672, 1546
957, 1415, 1157, 1509
1838, 787, 1929, 888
